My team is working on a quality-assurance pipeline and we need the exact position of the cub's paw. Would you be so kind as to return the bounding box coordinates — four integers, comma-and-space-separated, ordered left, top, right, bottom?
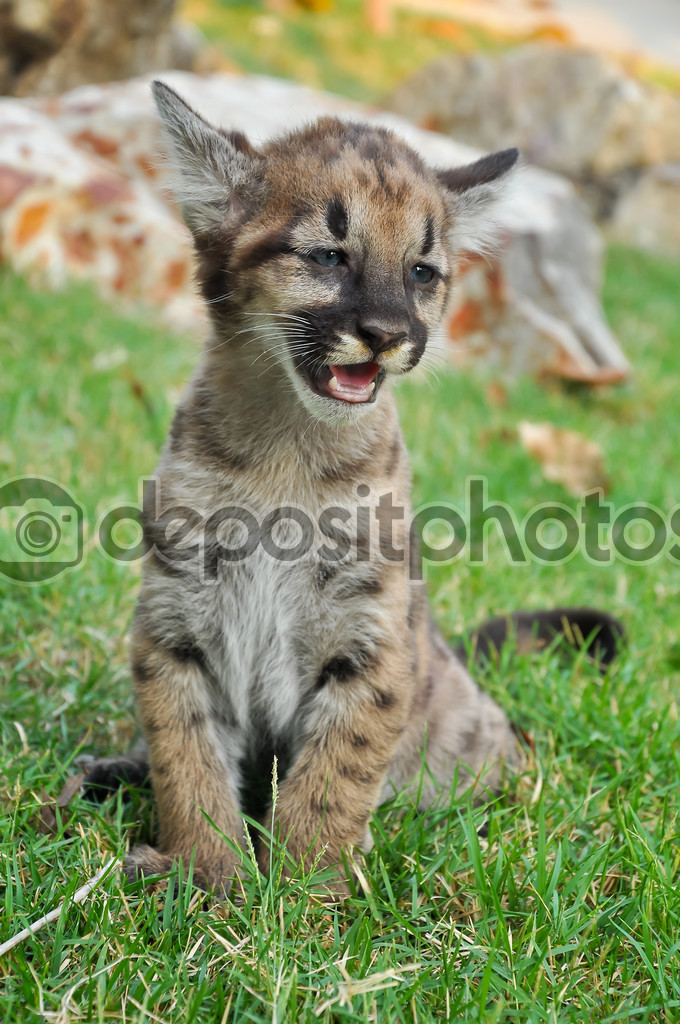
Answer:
78, 755, 150, 802
124, 844, 174, 884
124, 844, 236, 898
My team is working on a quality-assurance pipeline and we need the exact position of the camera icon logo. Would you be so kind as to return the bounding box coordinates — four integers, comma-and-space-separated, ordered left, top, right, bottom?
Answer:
0, 477, 84, 584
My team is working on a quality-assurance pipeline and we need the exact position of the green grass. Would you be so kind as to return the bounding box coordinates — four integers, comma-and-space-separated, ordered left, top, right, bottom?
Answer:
183, 0, 515, 104
1, 245, 679, 1021
182, 0, 680, 106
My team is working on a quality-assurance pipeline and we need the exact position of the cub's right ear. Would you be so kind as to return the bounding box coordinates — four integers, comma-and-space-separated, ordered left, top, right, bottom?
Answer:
151, 80, 261, 235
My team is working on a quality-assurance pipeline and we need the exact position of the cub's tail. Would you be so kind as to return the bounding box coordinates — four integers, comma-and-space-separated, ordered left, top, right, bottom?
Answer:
455, 607, 625, 670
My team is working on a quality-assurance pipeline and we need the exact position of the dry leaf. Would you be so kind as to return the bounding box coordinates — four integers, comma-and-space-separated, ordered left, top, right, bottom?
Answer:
518, 420, 609, 495
35, 773, 85, 837
56, 772, 86, 807
37, 791, 59, 836
485, 381, 509, 407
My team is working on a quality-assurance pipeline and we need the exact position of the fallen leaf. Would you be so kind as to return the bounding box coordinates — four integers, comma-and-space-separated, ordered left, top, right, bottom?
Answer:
56, 772, 86, 807
35, 773, 85, 837
37, 791, 59, 836
485, 381, 509, 407
518, 420, 609, 495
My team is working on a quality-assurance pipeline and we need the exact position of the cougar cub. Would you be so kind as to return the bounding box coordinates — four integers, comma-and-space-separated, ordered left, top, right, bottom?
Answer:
83, 82, 622, 895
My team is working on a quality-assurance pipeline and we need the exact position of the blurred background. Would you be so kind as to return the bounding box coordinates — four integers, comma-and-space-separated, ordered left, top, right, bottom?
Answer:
2, 0, 679, 370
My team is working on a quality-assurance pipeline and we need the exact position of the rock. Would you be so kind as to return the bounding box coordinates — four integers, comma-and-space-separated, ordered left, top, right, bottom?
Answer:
0, 0, 179, 97
385, 45, 680, 248
0, 94, 195, 330
0, 71, 629, 383
607, 164, 680, 257
387, 46, 680, 178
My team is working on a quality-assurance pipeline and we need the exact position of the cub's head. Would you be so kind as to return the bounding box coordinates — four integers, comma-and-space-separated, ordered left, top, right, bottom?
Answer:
153, 81, 517, 423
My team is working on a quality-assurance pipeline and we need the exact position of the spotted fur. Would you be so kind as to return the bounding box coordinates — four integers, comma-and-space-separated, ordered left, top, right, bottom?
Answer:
83, 83, 619, 895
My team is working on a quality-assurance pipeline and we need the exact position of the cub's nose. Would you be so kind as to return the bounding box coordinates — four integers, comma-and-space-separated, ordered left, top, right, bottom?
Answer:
356, 322, 408, 356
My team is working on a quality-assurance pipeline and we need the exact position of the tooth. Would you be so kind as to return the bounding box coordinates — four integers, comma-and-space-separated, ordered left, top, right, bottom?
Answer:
367, 381, 376, 393
328, 375, 339, 391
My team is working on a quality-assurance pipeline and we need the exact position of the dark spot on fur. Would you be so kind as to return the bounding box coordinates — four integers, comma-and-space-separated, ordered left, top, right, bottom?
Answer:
214, 703, 236, 729
339, 763, 376, 785
316, 645, 379, 689
317, 656, 356, 689
189, 395, 250, 471
168, 406, 186, 453
384, 433, 401, 476
406, 318, 428, 368
350, 732, 369, 748
310, 794, 330, 815
232, 225, 296, 274
141, 490, 202, 572
160, 637, 207, 673
409, 531, 423, 585
131, 656, 153, 685
317, 563, 340, 589
326, 196, 348, 241
422, 215, 435, 256
318, 455, 369, 484
407, 584, 426, 630
372, 687, 396, 710
393, 182, 411, 206
338, 573, 384, 599
349, 812, 369, 832
459, 727, 479, 760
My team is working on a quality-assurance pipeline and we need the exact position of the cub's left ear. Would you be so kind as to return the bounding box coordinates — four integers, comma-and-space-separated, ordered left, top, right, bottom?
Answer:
437, 147, 519, 256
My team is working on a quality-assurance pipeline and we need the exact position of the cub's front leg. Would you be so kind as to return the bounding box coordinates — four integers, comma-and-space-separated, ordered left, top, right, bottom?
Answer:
260, 642, 412, 891
126, 628, 245, 892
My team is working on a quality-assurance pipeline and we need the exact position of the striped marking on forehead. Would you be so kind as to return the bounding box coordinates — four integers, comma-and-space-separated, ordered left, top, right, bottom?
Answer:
422, 215, 435, 256
326, 196, 348, 241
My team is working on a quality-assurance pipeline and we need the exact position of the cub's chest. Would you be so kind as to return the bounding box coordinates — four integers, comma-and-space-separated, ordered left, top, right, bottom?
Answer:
203, 547, 388, 736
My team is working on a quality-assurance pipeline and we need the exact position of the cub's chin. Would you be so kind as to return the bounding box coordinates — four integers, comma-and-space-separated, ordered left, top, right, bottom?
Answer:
290, 359, 390, 423
294, 379, 384, 424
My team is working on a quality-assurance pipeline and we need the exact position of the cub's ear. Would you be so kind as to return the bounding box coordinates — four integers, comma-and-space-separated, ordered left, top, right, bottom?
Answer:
437, 147, 519, 256
151, 80, 261, 235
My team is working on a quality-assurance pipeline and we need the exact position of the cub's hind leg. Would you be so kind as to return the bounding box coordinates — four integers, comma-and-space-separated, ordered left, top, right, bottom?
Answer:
385, 607, 517, 809
126, 627, 246, 892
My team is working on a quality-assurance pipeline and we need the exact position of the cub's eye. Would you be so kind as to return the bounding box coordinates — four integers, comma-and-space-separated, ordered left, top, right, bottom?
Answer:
411, 264, 435, 284
310, 250, 344, 267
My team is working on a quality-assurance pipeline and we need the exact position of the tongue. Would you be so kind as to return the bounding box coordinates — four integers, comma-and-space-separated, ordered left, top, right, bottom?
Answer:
326, 362, 381, 404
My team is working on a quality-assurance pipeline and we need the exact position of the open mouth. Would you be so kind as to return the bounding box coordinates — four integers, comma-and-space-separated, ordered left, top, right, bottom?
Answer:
303, 362, 385, 404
